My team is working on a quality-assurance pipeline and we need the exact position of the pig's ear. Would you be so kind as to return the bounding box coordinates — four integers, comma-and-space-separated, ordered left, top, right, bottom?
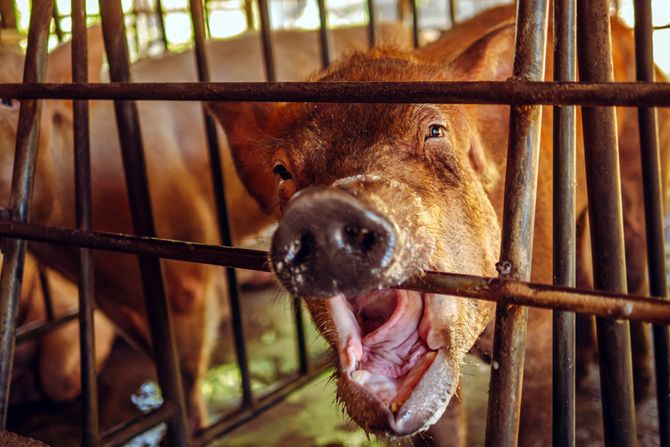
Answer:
46, 24, 105, 83
207, 102, 284, 214
448, 23, 515, 82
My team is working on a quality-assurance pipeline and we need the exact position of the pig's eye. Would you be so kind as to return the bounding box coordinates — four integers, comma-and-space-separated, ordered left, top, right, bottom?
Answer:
425, 124, 447, 140
273, 163, 293, 181
0, 98, 16, 109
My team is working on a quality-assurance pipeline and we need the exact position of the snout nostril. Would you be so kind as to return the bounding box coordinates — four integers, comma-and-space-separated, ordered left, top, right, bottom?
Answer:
286, 231, 315, 267
342, 224, 377, 253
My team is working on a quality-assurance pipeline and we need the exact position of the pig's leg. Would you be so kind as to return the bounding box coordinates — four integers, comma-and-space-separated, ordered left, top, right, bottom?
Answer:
38, 268, 116, 401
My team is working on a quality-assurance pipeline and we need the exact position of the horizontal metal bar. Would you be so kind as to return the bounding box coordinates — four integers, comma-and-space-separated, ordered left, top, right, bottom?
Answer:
193, 356, 330, 446
15, 308, 78, 344
0, 81, 669, 106
2, 221, 670, 322
100, 403, 175, 447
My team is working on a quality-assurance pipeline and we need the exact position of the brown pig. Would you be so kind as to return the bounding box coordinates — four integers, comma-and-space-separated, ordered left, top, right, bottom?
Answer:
209, 5, 670, 443
0, 23, 412, 424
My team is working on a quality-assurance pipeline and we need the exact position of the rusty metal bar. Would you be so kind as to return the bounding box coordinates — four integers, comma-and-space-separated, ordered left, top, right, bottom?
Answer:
100, 403, 175, 447
366, 0, 377, 47
409, 0, 419, 48
257, 0, 276, 81
72, 0, 100, 444
552, 0, 576, 445
0, 0, 16, 29
2, 81, 670, 106
634, 0, 670, 444
189, 0, 253, 408
316, 0, 331, 68
2, 221, 670, 322
155, 0, 169, 50
577, 0, 637, 444
98, 2, 190, 446
484, 0, 549, 445
16, 309, 78, 344
193, 356, 330, 446
0, 0, 52, 428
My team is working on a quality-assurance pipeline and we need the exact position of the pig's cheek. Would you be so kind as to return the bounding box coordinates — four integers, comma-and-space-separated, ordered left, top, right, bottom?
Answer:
419, 293, 459, 351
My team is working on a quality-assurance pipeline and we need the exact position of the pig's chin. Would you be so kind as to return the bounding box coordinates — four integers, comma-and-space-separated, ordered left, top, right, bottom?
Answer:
327, 289, 458, 437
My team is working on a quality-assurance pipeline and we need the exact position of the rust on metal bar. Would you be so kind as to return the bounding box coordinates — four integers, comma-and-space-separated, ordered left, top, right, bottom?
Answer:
189, 0, 254, 408
0, 0, 53, 429
552, 0, 576, 445
1, 81, 670, 106
634, 0, 670, 444
99, 1, 190, 445
484, 1, 549, 445
71, 0, 100, 444
2, 221, 670, 322
577, 0, 637, 444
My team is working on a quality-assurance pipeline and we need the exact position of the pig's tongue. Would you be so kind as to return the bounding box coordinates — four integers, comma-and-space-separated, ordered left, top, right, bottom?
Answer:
344, 289, 431, 406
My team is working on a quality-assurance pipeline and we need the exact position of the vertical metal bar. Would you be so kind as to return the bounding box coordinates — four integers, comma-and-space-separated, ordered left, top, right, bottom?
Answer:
552, 0, 576, 445
484, 0, 549, 445
72, 0, 100, 444
188, 0, 253, 407
316, 0, 331, 68
98, 2, 190, 445
366, 0, 377, 47
577, 1, 637, 445
408, 0, 419, 48
52, 1, 64, 42
0, 0, 17, 29
243, 0, 254, 31
38, 265, 55, 321
257, 0, 276, 82
293, 297, 308, 374
155, 0, 169, 50
447, 0, 456, 28
203, 0, 212, 38
0, 0, 53, 428
633, 1, 670, 445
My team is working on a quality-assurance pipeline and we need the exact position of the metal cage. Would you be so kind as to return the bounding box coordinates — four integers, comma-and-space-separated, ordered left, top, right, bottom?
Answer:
0, 0, 669, 446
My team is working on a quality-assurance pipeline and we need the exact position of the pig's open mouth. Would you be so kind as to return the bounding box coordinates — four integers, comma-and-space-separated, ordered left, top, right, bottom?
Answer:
327, 288, 453, 435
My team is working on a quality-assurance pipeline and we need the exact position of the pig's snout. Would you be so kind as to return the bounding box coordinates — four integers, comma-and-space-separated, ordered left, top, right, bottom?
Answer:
271, 186, 398, 298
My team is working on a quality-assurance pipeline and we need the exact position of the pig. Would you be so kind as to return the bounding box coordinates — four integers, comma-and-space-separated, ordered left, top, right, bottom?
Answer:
0, 23, 412, 424
209, 5, 670, 444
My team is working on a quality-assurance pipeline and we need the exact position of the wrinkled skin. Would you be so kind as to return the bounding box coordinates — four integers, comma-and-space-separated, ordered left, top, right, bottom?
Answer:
210, 5, 670, 444
0, 25, 412, 423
